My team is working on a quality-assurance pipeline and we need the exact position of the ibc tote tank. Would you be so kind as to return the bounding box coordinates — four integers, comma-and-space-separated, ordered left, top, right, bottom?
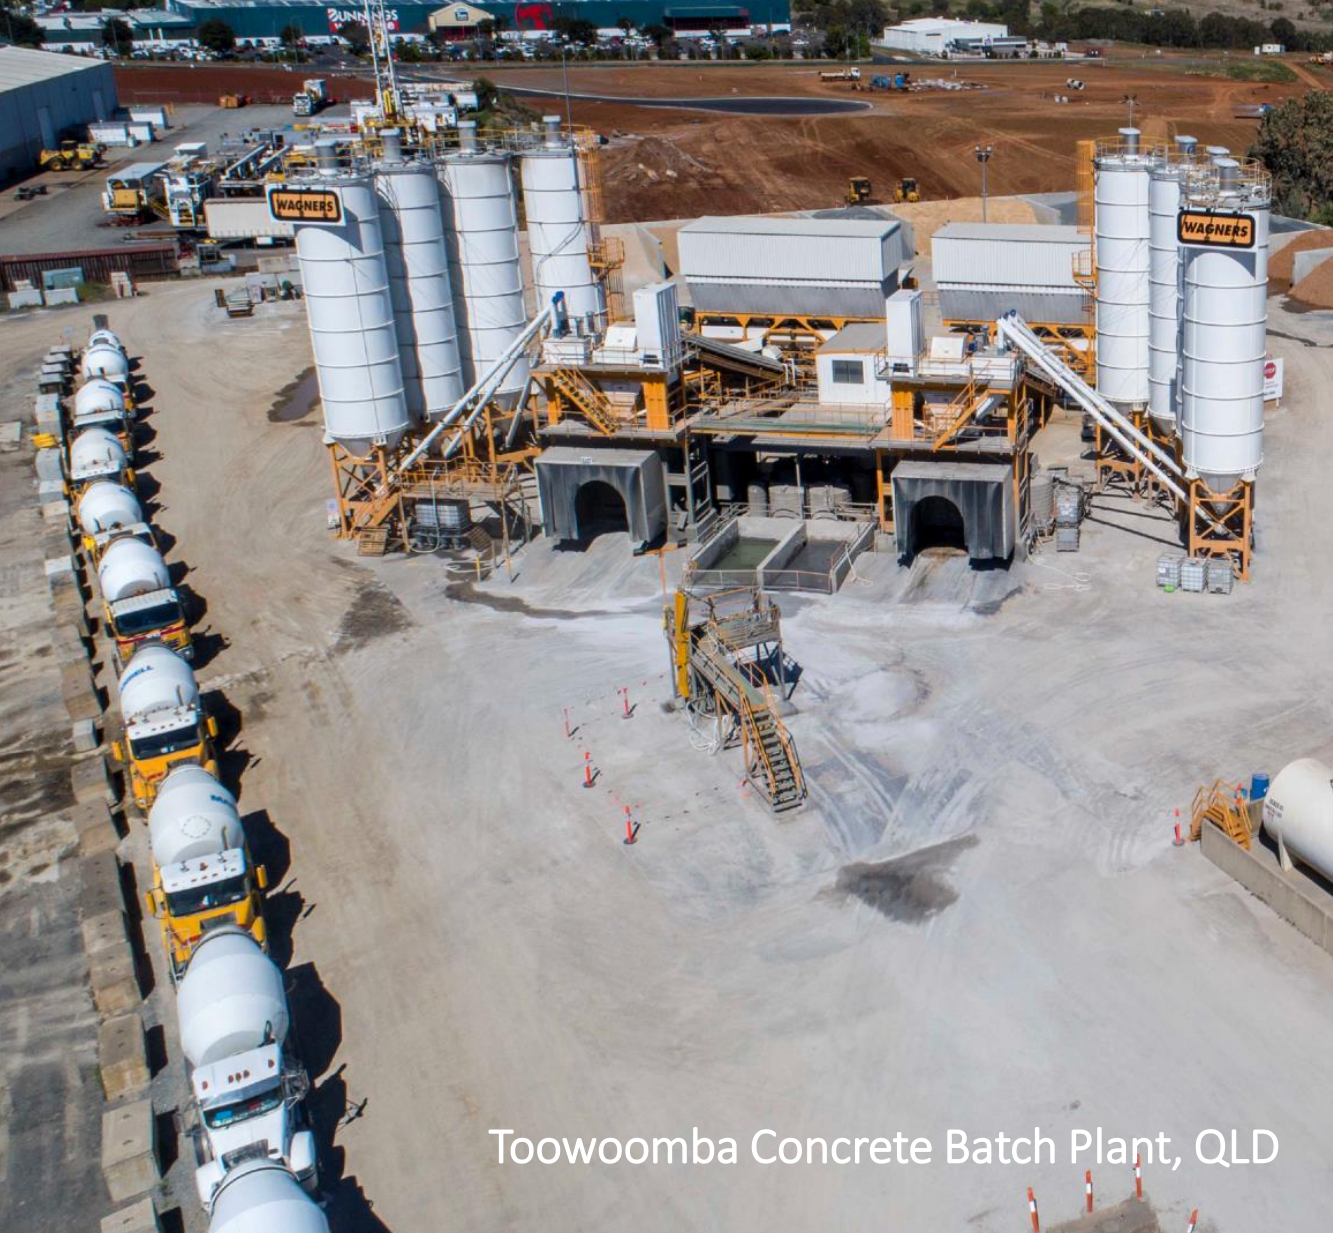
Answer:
77, 481, 143, 536
374, 150, 465, 421
97, 536, 170, 604
1262, 758, 1333, 883
1179, 158, 1270, 491
149, 766, 243, 867
520, 116, 602, 325
76, 379, 127, 419
291, 161, 411, 457
208, 1159, 329, 1233
440, 123, 529, 406
176, 928, 289, 1066
1094, 129, 1153, 409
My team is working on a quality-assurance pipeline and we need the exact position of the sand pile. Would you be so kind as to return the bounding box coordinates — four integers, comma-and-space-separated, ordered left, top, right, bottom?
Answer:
886, 197, 1042, 255
1268, 228, 1333, 293
1288, 253, 1333, 308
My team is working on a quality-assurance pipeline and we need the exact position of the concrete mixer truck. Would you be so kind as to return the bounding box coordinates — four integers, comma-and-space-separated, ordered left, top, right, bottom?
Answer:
81, 328, 133, 395
76, 480, 152, 564
74, 378, 135, 454
207, 1158, 328, 1233
144, 766, 268, 978
97, 536, 192, 664
66, 425, 134, 494
112, 644, 219, 810
176, 928, 316, 1206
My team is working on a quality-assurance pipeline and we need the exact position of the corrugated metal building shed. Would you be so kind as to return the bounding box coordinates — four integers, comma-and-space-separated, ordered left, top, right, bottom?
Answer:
932, 222, 1091, 326
679, 216, 913, 319
0, 46, 117, 185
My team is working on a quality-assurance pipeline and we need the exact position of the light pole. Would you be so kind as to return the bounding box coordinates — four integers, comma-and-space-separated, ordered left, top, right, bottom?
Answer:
560, 37, 573, 132
974, 144, 993, 222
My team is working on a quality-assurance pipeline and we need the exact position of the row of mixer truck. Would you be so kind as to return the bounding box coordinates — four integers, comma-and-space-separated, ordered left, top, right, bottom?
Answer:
63, 330, 328, 1231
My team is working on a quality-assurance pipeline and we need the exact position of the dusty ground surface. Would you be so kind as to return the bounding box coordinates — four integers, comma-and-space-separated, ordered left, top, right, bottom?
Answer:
480, 58, 1307, 220
4, 278, 1333, 1232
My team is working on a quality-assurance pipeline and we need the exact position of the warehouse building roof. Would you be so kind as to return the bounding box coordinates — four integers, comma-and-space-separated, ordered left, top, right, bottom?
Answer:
0, 45, 107, 91
683, 215, 903, 239
933, 223, 1086, 244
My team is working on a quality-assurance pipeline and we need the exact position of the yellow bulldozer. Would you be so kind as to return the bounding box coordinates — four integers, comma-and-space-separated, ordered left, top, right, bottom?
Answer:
39, 139, 106, 173
845, 176, 872, 205
894, 177, 920, 204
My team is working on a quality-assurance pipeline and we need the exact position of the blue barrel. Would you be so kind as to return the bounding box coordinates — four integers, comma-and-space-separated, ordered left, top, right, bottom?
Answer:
1250, 773, 1270, 801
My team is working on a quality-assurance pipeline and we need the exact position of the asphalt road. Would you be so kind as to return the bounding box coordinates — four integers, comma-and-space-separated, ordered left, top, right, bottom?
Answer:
503, 86, 872, 115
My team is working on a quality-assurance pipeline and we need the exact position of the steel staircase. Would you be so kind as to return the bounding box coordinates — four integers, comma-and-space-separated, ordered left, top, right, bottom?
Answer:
550, 367, 618, 435
1189, 779, 1252, 849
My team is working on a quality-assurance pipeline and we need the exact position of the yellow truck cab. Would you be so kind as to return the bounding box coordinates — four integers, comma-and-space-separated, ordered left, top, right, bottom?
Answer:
114, 645, 217, 810
150, 850, 268, 979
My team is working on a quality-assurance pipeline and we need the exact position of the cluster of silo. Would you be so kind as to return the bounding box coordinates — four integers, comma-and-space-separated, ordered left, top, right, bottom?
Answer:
1093, 129, 1272, 497
287, 119, 600, 459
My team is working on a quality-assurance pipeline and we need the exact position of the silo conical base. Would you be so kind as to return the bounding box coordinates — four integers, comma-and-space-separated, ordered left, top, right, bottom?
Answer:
1187, 476, 1253, 582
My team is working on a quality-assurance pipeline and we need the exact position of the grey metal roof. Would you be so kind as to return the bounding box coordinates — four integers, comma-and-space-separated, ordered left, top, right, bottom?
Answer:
0, 46, 107, 91
933, 223, 1086, 244
819, 323, 886, 354
682, 215, 902, 239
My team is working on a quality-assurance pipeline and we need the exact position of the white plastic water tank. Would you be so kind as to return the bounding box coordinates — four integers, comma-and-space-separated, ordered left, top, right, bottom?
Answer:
69, 426, 128, 478
521, 117, 601, 325
150, 766, 243, 867
441, 131, 529, 404
1180, 159, 1270, 490
1147, 158, 1188, 434
77, 481, 143, 536
208, 1159, 329, 1233
1094, 129, 1153, 408
375, 160, 465, 421
177, 928, 289, 1067
76, 379, 127, 418
118, 643, 199, 724
1263, 758, 1333, 882
97, 536, 170, 603
82, 343, 130, 384
292, 173, 410, 457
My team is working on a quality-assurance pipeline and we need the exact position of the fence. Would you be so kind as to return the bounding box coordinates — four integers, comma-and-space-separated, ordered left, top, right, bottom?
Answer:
1, 244, 178, 293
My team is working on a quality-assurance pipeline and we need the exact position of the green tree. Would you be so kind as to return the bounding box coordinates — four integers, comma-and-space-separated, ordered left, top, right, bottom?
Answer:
642, 21, 672, 45
1, 7, 45, 47
338, 19, 369, 54
196, 17, 236, 53
279, 22, 304, 47
101, 15, 133, 56
1252, 91, 1333, 221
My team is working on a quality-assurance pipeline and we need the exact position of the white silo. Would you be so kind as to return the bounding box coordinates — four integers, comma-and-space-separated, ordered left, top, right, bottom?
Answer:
375, 134, 465, 422
440, 123, 529, 405
1179, 158, 1271, 492
1147, 140, 1194, 435
1094, 129, 1153, 409
290, 149, 410, 457
520, 116, 602, 327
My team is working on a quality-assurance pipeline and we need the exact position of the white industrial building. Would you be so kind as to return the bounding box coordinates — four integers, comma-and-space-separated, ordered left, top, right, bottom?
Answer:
0, 46, 117, 184
877, 18, 1017, 56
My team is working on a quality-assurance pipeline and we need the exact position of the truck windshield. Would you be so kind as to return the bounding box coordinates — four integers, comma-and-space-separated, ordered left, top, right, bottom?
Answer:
204, 1088, 283, 1130
166, 873, 248, 917
129, 727, 198, 761
115, 599, 181, 636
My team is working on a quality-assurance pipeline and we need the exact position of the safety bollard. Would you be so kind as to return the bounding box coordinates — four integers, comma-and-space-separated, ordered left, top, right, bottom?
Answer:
1185, 1209, 1198, 1233
1134, 1154, 1143, 1201
582, 750, 593, 789
621, 688, 632, 720
623, 806, 637, 845
1085, 1170, 1093, 1214
1173, 808, 1184, 847
1027, 1187, 1040, 1233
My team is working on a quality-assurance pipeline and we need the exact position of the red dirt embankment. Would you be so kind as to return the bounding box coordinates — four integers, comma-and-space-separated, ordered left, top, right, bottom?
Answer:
114, 63, 374, 106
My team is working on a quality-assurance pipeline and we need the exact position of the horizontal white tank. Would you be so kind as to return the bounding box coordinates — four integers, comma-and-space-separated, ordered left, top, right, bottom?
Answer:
441, 137, 529, 404
97, 536, 170, 604
292, 171, 411, 457
208, 1159, 329, 1233
375, 159, 465, 422
521, 119, 601, 325
89, 327, 125, 353
76, 379, 127, 418
1094, 129, 1152, 408
118, 644, 199, 724
77, 481, 143, 536
69, 426, 128, 479
1147, 159, 1188, 434
82, 343, 130, 384
177, 928, 289, 1067
1180, 159, 1271, 490
1263, 758, 1333, 883
150, 766, 243, 867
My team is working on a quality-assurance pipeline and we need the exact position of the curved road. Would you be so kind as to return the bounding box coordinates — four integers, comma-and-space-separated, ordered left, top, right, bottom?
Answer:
503, 86, 872, 116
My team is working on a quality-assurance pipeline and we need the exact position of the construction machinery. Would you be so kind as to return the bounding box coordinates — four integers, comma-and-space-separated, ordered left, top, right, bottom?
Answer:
894, 177, 921, 203
176, 928, 316, 1206
112, 644, 219, 810
666, 587, 806, 813
145, 767, 267, 978
820, 67, 862, 82
846, 176, 873, 205
292, 78, 329, 118
39, 139, 105, 172
97, 536, 192, 664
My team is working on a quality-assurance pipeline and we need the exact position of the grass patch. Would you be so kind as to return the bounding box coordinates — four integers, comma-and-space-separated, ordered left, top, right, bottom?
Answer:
1221, 59, 1299, 84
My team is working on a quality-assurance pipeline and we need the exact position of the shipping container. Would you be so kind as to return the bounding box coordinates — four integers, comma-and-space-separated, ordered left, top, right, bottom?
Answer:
203, 197, 294, 240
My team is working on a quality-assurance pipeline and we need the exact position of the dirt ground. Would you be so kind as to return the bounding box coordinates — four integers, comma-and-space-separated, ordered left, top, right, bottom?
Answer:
485, 59, 1308, 220
5, 279, 1333, 1232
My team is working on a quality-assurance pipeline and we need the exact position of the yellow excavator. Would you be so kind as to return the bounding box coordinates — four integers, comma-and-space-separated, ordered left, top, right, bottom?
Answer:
894, 177, 921, 204
845, 176, 872, 205
39, 139, 106, 173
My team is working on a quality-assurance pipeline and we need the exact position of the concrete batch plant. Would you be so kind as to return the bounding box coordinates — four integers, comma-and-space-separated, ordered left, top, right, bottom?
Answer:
275, 112, 1270, 580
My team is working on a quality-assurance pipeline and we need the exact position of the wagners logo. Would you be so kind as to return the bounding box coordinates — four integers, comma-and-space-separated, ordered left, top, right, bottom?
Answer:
1177, 210, 1255, 249
267, 187, 344, 225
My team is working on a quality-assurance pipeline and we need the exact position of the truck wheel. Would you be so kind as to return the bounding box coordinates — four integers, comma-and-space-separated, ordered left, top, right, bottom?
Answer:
49, 158, 66, 172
